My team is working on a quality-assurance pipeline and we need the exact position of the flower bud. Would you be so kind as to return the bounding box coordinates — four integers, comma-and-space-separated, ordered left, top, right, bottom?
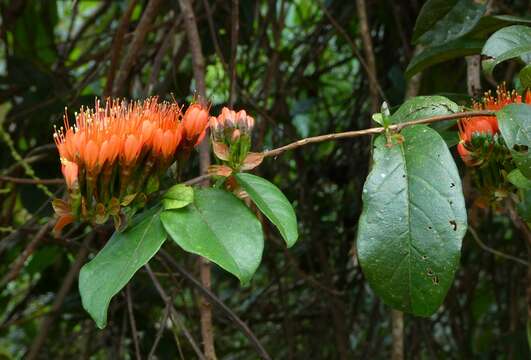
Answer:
231, 129, 241, 142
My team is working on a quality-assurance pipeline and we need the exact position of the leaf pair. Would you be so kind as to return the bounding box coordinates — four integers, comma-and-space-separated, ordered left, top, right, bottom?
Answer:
79, 174, 298, 328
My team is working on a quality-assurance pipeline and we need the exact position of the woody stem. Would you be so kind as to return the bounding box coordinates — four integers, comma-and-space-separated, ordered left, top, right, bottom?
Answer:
262, 110, 495, 158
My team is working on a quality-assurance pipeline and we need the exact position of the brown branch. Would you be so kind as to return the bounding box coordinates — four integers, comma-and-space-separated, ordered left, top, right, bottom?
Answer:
65, 0, 112, 58
113, 0, 162, 96
177, 0, 216, 358
126, 285, 142, 360
262, 110, 495, 158
391, 309, 404, 360
104, 0, 138, 97
0, 221, 53, 287
468, 226, 529, 267
229, 0, 239, 106
147, 302, 171, 359
159, 251, 272, 360
0, 175, 64, 185
26, 234, 93, 360
178, 0, 210, 175
355, 0, 380, 113
319, 1, 385, 106
466, 55, 482, 97
145, 264, 207, 360
144, 16, 182, 97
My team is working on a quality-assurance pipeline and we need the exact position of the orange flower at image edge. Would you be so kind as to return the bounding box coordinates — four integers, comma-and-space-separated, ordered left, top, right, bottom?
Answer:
457, 85, 531, 166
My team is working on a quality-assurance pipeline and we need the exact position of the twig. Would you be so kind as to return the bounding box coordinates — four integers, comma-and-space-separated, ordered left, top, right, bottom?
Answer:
65, 0, 111, 57
391, 309, 404, 360
113, 0, 162, 96
26, 234, 93, 360
0, 221, 53, 287
177, 0, 215, 357
355, 0, 380, 113
262, 110, 495, 158
147, 302, 171, 359
159, 251, 272, 360
144, 15, 182, 97
104, 0, 138, 96
229, 0, 239, 106
126, 285, 142, 360
0, 175, 64, 185
466, 55, 482, 97
468, 226, 529, 267
145, 264, 207, 360
179, 110, 495, 186
319, 1, 385, 107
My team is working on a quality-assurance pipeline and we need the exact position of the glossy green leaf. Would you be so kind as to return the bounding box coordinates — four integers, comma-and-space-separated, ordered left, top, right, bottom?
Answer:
235, 173, 298, 247
391, 96, 459, 125
357, 125, 467, 316
412, 0, 486, 46
483, 45, 531, 76
162, 184, 194, 210
161, 188, 264, 285
497, 104, 531, 178
482, 25, 531, 75
469, 15, 531, 39
79, 207, 166, 328
405, 37, 483, 78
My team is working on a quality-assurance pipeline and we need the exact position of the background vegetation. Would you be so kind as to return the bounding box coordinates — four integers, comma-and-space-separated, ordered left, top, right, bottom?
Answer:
0, 0, 530, 358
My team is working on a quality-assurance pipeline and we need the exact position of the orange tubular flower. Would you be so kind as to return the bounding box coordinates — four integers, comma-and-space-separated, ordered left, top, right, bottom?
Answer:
61, 159, 79, 189
53, 97, 184, 231
181, 103, 210, 148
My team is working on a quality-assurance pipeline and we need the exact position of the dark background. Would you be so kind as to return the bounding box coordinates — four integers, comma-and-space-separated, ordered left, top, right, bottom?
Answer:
0, 0, 530, 358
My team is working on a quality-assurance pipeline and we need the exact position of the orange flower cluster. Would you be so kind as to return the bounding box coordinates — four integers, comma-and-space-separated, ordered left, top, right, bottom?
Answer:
53, 98, 209, 232
457, 85, 531, 165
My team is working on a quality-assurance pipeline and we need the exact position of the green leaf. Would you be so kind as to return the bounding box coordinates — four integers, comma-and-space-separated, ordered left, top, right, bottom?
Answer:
507, 169, 531, 190
234, 173, 298, 247
412, 0, 486, 46
162, 184, 194, 210
483, 45, 531, 76
161, 188, 264, 285
79, 208, 166, 329
519, 64, 531, 89
468, 15, 531, 39
482, 25, 531, 75
405, 38, 483, 78
372, 113, 384, 126
497, 104, 531, 178
391, 96, 459, 124
357, 125, 467, 316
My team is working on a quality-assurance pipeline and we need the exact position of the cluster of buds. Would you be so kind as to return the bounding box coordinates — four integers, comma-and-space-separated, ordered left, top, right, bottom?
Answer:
209, 107, 263, 176
52, 98, 209, 232
457, 85, 531, 206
